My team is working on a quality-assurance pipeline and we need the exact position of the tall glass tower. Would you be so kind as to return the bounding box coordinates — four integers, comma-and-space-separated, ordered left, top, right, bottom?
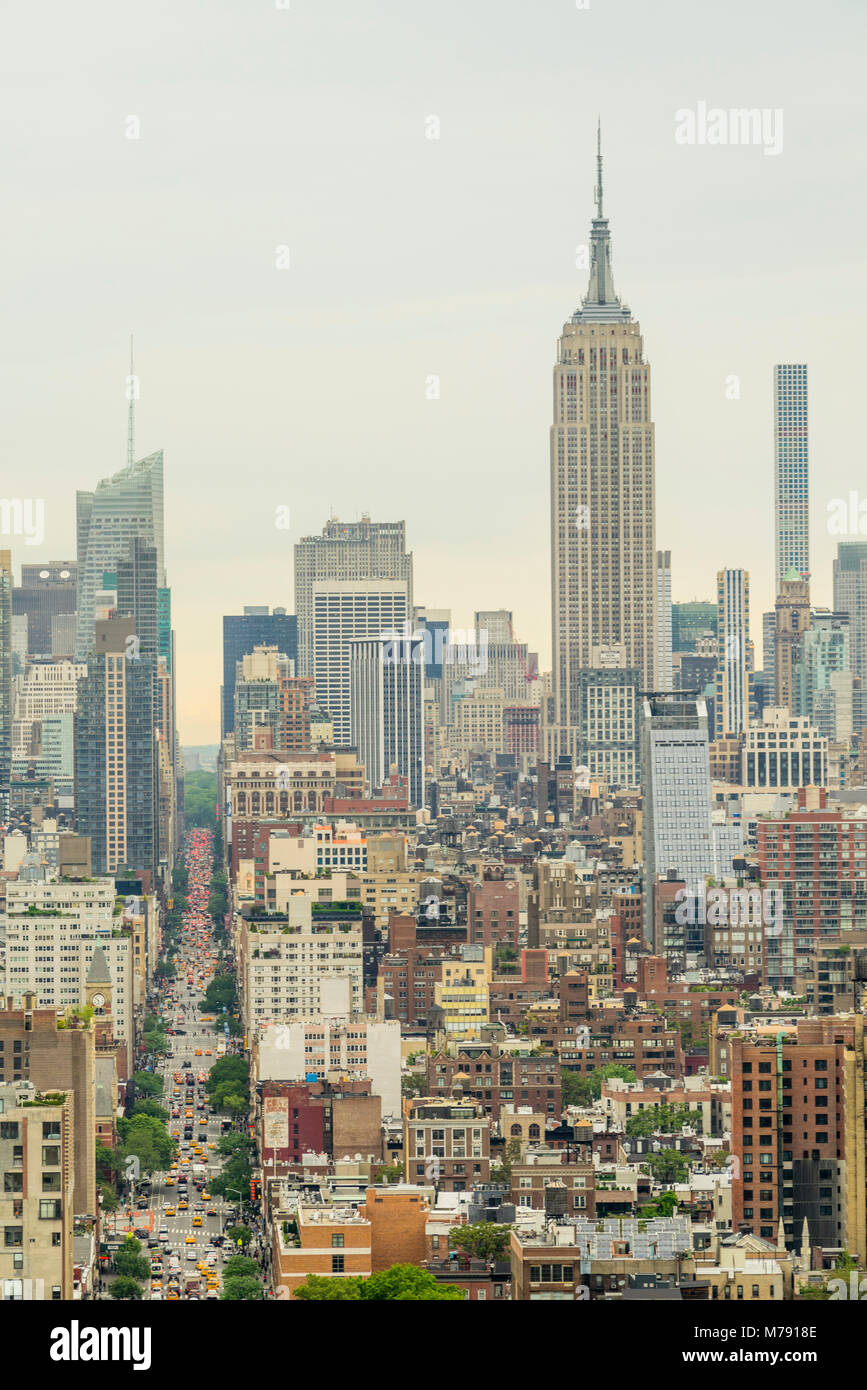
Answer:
774, 364, 809, 592
75, 451, 165, 660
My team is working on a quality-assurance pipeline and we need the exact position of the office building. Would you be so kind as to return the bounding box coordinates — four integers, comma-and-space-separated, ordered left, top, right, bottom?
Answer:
774, 571, 810, 714
641, 693, 716, 941
12, 563, 77, 659
0, 552, 12, 815
233, 644, 311, 753
774, 364, 809, 592
115, 536, 159, 661
550, 131, 656, 761
742, 708, 827, 791
350, 634, 424, 806
75, 451, 165, 661
221, 606, 298, 740
833, 543, 867, 687
671, 601, 716, 653
294, 515, 413, 683
311, 579, 410, 747
793, 612, 851, 741
716, 568, 752, 737
74, 618, 158, 875
571, 667, 640, 789
655, 550, 673, 690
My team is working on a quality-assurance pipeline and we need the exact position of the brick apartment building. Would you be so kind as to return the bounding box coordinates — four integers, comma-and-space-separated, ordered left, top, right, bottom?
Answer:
729, 1016, 867, 1255
425, 1045, 561, 1123
404, 1098, 491, 1192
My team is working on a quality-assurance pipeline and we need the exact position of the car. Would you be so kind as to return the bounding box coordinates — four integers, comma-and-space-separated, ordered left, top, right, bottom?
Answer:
182, 1061, 192, 1069
178, 1199, 189, 1210
164, 1176, 175, 1186
134, 1227, 150, 1239
151, 1290, 164, 1300
204, 1050, 212, 1056
206, 1206, 218, 1216
151, 1278, 162, 1290
164, 1206, 176, 1217
186, 1250, 198, 1263
201, 1191, 211, 1201
185, 1235, 196, 1245
136, 1197, 149, 1209
192, 1215, 202, 1228
166, 1291, 179, 1300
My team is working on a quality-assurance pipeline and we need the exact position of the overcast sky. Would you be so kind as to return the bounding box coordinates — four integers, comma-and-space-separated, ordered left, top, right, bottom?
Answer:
2, 0, 865, 744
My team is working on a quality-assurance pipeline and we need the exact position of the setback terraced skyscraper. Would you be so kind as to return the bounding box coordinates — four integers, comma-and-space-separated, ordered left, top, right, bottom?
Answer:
550, 131, 656, 762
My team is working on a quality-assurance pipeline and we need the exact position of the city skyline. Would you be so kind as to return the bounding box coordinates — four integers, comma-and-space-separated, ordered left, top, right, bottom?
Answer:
2, 0, 864, 752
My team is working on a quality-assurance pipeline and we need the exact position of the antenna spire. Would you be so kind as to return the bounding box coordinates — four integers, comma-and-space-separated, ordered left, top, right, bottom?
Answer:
127, 334, 135, 469
595, 118, 603, 220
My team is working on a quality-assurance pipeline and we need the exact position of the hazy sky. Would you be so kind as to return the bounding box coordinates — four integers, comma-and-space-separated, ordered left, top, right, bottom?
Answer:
2, 0, 865, 744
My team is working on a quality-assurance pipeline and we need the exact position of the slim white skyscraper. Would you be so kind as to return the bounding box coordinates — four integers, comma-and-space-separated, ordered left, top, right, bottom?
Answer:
716, 568, 752, 738
774, 364, 809, 593
350, 633, 424, 807
655, 550, 673, 690
312, 579, 410, 746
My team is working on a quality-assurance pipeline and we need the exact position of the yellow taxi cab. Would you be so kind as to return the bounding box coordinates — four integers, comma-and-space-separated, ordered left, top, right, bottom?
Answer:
200, 1190, 211, 1201
165, 1176, 175, 1187
196, 1260, 207, 1272
194, 1049, 203, 1057
169, 1163, 178, 1172
198, 1117, 208, 1127
192, 1215, 203, 1228
179, 1159, 190, 1168
204, 1050, 212, 1056
178, 1199, 189, 1210
185, 1235, 196, 1245
164, 1206, 176, 1217
167, 1291, 180, 1300
151, 1277, 162, 1289
207, 1143, 216, 1151
185, 1109, 194, 1119
201, 1015, 215, 1022
170, 1129, 180, 1139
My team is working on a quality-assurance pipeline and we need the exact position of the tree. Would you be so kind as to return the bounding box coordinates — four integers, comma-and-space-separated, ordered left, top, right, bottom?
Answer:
201, 974, 236, 1014
130, 1100, 169, 1123
213, 1015, 243, 1037
449, 1223, 511, 1261
588, 1064, 636, 1100
99, 1182, 119, 1212
222, 1256, 259, 1280
224, 1224, 253, 1250
797, 1282, 832, 1301
221, 1276, 263, 1301
133, 1071, 163, 1099
114, 1238, 150, 1282
643, 1149, 691, 1184
490, 1138, 521, 1184
95, 1142, 119, 1181
292, 1274, 362, 1301
362, 1265, 465, 1300
401, 1074, 426, 1098
372, 1163, 404, 1185
561, 1070, 595, 1109
626, 1104, 704, 1139
185, 770, 218, 829
118, 1114, 175, 1175
110, 1277, 144, 1301
217, 1132, 254, 1158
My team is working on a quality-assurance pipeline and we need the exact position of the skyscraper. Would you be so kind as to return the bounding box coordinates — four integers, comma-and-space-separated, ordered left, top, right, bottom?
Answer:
294, 515, 413, 682
833, 542, 867, 686
0, 552, 12, 813
550, 130, 656, 760
75, 452, 165, 660
312, 580, 410, 746
774, 570, 810, 714
715, 568, 752, 737
233, 644, 312, 752
641, 692, 715, 941
116, 537, 159, 661
774, 363, 809, 592
12, 562, 77, 658
655, 550, 673, 690
221, 606, 298, 739
350, 635, 424, 806
74, 617, 158, 875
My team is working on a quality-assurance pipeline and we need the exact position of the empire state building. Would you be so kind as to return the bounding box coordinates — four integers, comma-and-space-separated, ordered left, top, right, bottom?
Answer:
549, 130, 657, 782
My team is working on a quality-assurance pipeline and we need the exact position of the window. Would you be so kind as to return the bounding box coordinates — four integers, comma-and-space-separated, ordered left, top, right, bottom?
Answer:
331, 1255, 345, 1274
52, 1232, 61, 1247
42, 1145, 60, 1167
331, 1233, 344, 1248
39, 1200, 61, 1220
3, 1227, 23, 1248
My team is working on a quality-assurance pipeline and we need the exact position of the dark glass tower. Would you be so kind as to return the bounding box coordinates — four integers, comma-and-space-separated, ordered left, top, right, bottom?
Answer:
221, 607, 298, 738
